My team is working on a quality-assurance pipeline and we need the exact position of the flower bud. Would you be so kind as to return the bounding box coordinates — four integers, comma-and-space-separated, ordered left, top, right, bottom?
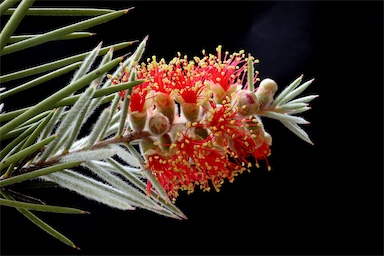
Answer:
256, 78, 278, 109
193, 126, 209, 140
235, 90, 259, 116
155, 92, 176, 124
247, 121, 265, 148
129, 110, 147, 132
181, 102, 200, 122
264, 131, 272, 146
206, 81, 241, 104
148, 112, 170, 136
140, 136, 157, 157
159, 133, 172, 153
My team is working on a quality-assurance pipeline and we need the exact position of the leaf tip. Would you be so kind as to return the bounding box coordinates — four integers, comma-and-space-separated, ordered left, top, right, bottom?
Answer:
129, 40, 139, 45
125, 7, 135, 13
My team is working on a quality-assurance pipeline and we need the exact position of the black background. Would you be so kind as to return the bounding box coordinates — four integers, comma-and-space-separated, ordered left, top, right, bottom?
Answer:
0, 1, 383, 255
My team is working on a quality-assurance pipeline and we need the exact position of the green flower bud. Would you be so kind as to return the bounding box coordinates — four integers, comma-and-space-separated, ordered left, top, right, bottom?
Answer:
155, 92, 176, 124
140, 136, 157, 157
181, 102, 200, 122
256, 78, 278, 109
129, 110, 147, 132
148, 112, 170, 136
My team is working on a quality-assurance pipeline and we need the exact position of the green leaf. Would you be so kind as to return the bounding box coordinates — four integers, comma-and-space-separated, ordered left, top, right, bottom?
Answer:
0, 191, 79, 249
0, 198, 89, 214
21, 110, 54, 150
85, 108, 110, 148
1, 9, 131, 56
37, 108, 65, 143
0, 56, 123, 136
0, 41, 135, 83
287, 95, 319, 104
271, 75, 303, 107
142, 169, 171, 204
262, 111, 309, 124
62, 86, 97, 152
247, 55, 255, 92
277, 78, 315, 106
280, 119, 313, 145
4, 7, 116, 16
84, 161, 163, 210
0, 0, 35, 52
19, 110, 51, 127
1, 124, 32, 140
38, 85, 96, 161
41, 169, 135, 210
9, 32, 95, 43
70, 42, 102, 83
0, 0, 20, 15
59, 149, 116, 163
0, 135, 57, 174
55, 80, 143, 108
105, 158, 187, 219
0, 160, 82, 187
0, 62, 82, 100
108, 144, 141, 168
0, 121, 39, 161
0, 80, 142, 123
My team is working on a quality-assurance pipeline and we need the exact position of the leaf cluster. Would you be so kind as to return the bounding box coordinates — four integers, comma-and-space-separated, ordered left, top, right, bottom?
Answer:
0, 0, 184, 249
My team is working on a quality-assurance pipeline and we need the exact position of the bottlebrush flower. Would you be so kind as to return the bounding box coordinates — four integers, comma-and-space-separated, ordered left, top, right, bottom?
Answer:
115, 45, 317, 202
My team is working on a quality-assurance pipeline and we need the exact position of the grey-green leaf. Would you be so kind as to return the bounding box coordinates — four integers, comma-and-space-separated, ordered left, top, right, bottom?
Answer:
1, 9, 131, 55
0, 160, 82, 187
0, 191, 80, 249
0, 198, 89, 214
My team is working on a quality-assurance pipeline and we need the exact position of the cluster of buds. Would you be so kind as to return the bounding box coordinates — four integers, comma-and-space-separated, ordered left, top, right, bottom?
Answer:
110, 45, 316, 202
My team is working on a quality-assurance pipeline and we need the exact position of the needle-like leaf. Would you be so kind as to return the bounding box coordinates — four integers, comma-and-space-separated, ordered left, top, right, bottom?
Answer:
0, 160, 83, 187
0, 0, 35, 52
0, 56, 123, 135
0, 190, 80, 249
8, 32, 95, 43
280, 119, 313, 145
0, 41, 135, 83
0, 0, 20, 15
4, 7, 115, 16
0, 62, 82, 100
1, 9, 132, 56
0, 198, 89, 214
41, 169, 135, 210
0, 135, 57, 173
271, 75, 303, 107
